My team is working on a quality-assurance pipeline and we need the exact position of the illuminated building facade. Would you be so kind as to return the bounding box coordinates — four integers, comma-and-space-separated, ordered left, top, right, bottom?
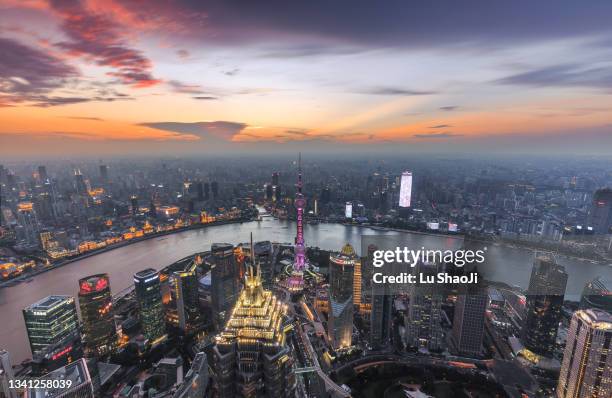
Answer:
211, 243, 240, 330
17, 201, 39, 246
328, 243, 356, 350
211, 247, 295, 397
557, 309, 612, 398
23, 295, 79, 355
288, 154, 307, 291
77, 274, 117, 357
399, 171, 412, 208
134, 268, 166, 344
31, 330, 83, 376
521, 256, 567, 357
173, 261, 200, 332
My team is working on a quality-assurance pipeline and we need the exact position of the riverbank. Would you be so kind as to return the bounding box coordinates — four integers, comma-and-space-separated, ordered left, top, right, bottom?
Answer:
0, 218, 250, 289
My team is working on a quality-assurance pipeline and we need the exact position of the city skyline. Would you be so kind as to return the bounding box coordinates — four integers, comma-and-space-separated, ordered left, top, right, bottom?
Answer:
2, 1, 612, 156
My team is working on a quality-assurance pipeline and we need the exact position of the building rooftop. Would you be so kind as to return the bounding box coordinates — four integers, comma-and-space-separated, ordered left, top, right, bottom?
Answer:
27, 358, 92, 398
24, 295, 73, 311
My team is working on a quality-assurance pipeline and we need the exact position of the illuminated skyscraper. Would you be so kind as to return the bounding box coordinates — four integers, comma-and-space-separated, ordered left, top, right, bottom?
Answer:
288, 154, 307, 291
23, 295, 79, 355
328, 243, 356, 350
211, 243, 240, 330
399, 171, 412, 208
134, 268, 166, 344
17, 201, 39, 246
77, 274, 117, 357
173, 261, 200, 332
211, 238, 295, 397
521, 256, 567, 357
557, 309, 612, 398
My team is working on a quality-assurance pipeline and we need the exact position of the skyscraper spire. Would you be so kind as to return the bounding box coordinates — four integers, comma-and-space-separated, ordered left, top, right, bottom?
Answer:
288, 153, 307, 292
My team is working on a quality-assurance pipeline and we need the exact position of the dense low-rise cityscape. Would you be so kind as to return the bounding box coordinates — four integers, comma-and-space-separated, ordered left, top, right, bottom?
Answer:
0, 155, 610, 398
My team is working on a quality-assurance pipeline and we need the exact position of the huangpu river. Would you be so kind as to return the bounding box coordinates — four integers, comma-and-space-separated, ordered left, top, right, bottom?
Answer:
1, 217, 611, 363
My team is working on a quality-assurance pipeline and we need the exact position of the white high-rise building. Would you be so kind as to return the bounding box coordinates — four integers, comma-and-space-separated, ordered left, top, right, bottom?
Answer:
345, 202, 353, 218
399, 171, 412, 208
557, 309, 612, 398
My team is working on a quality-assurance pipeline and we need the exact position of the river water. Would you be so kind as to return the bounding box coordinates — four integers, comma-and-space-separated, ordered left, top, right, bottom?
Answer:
1, 217, 610, 363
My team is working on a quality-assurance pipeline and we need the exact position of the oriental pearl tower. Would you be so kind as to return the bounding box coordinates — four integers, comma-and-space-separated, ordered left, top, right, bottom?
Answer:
288, 153, 307, 291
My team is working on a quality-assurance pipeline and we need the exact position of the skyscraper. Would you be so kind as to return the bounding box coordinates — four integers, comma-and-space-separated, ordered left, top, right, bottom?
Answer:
130, 195, 138, 216
328, 243, 356, 350
210, 243, 240, 330
557, 309, 612, 398
23, 295, 79, 356
288, 154, 307, 292
134, 268, 166, 344
451, 286, 488, 357
37, 165, 48, 182
99, 164, 108, 183
404, 262, 444, 351
369, 246, 393, 350
78, 274, 117, 357
173, 261, 200, 332
399, 171, 412, 208
211, 239, 295, 397
17, 201, 39, 246
588, 188, 612, 234
521, 256, 568, 357
74, 169, 87, 195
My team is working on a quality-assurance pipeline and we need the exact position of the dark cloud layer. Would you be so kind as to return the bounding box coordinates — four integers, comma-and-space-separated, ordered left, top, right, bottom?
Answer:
179, 0, 612, 48
362, 87, 437, 96
139, 121, 248, 140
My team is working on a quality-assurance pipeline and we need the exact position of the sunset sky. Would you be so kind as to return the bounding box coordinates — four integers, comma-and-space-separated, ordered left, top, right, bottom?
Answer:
1, 0, 612, 157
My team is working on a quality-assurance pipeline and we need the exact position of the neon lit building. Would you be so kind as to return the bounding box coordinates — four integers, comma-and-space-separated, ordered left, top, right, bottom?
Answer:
399, 171, 412, 208
77, 274, 117, 357
557, 309, 612, 398
211, 244, 295, 397
328, 244, 356, 350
